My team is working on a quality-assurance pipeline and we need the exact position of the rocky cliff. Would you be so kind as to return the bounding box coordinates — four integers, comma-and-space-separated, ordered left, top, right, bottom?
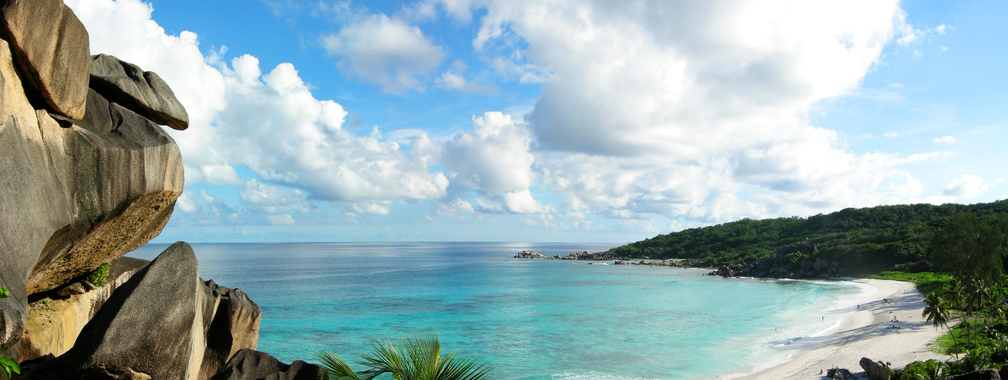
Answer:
0, 1, 322, 379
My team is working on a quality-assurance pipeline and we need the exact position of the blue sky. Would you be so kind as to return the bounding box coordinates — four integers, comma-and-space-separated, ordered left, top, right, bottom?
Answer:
64, 0, 1007, 243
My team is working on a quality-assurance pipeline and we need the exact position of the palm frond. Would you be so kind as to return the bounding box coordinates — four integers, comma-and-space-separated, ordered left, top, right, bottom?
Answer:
318, 351, 361, 380
362, 337, 409, 377
325, 333, 490, 380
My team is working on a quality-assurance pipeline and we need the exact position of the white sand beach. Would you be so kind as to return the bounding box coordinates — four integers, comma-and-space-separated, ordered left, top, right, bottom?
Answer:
743, 279, 953, 379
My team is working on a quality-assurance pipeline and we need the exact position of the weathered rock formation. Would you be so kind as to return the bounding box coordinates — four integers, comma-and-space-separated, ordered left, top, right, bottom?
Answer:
19, 256, 148, 361
27, 53, 186, 297
513, 250, 618, 260
859, 357, 890, 380
0, 0, 183, 356
89, 54, 188, 131
211, 349, 326, 380
827, 367, 855, 380
514, 250, 549, 259
26, 242, 262, 380
0, 0, 90, 119
553, 250, 616, 260
614, 259, 693, 267
201, 280, 262, 379
0, 2, 330, 379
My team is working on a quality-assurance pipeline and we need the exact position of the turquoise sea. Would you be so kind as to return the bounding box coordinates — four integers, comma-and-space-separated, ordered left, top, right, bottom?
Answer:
129, 242, 873, 380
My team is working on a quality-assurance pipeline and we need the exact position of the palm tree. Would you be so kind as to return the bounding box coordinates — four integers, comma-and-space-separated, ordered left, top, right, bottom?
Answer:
923, 291, 959, 359
319, 334, 491, 380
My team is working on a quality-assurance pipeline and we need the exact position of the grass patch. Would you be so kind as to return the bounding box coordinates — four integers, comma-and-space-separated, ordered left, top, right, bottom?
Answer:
869, 271, 951, 295
933, 327, 961, 355
931, 319, 1008, 356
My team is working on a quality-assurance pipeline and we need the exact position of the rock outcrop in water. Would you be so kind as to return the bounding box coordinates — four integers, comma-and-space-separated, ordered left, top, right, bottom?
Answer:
514, 250, 549, 259
0, 1, 313, 378
513, 250, 617, 260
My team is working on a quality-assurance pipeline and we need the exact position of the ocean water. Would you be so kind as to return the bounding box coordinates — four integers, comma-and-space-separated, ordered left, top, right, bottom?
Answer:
128, 242, 873, 380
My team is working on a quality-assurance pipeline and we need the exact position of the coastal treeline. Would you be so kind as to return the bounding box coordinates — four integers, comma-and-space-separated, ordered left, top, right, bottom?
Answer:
608, 200, 1008, 276
890, 212, 1008, 379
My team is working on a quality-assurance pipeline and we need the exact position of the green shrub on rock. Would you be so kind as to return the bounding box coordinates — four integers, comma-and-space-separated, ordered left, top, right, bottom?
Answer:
0, 287, 19, 380
87, 262, 111, 287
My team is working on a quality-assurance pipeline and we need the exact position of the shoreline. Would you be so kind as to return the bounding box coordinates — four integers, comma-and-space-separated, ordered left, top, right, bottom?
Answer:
735, 278, 950, 379
513, 253, 951, 379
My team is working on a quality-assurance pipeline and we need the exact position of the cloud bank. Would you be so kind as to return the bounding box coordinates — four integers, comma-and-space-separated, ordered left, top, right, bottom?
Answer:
65, 0, 965, 236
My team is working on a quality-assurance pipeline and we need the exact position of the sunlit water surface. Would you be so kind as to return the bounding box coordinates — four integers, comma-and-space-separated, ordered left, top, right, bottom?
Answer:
129, 242, 869, 380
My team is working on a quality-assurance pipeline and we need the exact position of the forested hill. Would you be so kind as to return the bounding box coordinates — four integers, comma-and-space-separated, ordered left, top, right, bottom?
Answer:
608, 200, 1008, 276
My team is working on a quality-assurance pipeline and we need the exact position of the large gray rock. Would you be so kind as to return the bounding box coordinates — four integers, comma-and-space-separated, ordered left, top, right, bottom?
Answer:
859, 357, 890, 380
90, 54, 189, 130
25, 243, 263, 380
200, 281, 262, 380
0, 34, 184, 354
830, 368, 854, 380
0, 38, 63, 354
32, 242, 218, 379
26, 98, 184, 296
210, 349, 328, 380
0, 0, 89, 119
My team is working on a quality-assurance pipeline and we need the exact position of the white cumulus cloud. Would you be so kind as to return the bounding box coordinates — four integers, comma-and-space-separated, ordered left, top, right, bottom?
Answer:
321, 14, 445, 93
267, 214, 296, 225
942, 175, 991, 199
67, 0, 450, 208
216, 55, 449, 201
934, 135, 956, 143
441, 112, 551, 214
473, 0, 923, 222
443, 112, 535, 196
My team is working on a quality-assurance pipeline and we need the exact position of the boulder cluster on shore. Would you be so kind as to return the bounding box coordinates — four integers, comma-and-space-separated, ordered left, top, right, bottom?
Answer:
514, 250, 617, 260
0, 2, 321, 378
514, 251, 694, 268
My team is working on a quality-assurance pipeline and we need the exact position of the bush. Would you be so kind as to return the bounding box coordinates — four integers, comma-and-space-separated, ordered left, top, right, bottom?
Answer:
896, 359, 945, 380
86, 263, 111, 287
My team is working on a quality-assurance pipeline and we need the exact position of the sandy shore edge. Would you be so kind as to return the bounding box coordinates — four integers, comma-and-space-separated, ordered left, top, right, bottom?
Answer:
740, 279, 952, 379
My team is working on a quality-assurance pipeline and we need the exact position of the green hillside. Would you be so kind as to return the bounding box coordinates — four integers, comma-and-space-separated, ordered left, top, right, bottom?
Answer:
609, 200, 1008, 276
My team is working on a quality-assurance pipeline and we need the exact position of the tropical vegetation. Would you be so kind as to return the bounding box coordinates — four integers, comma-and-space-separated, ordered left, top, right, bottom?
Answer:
318, 334, 490, 380
608, 200, 1008, 276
